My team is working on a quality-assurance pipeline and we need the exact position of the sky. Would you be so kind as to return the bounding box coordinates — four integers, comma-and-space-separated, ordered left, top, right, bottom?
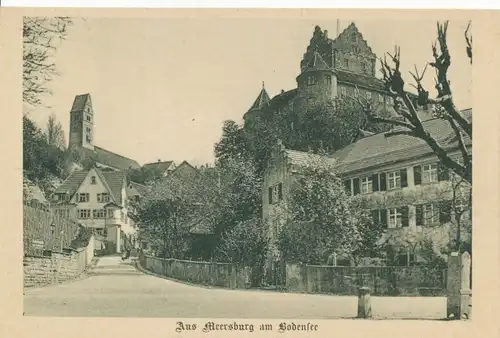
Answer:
29, 17, 472, 166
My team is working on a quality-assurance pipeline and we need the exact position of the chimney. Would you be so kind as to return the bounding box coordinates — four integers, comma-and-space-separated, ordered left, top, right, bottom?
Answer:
281, 89, 285, 94
324, 30, 328, 39
157, 159, 161, 162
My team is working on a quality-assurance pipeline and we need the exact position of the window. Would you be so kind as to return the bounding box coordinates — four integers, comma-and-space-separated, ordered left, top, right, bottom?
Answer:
78, 193, 89, 202
422, 164, 438, 184
387, 171, 401, 190
272, 219, 280, 237
350, 32, 357, 42
97, 193, 110, 203
86, 114, 92, 122
307, 76, 316, 85
388, 208, 402, 228
341, 87, 347, 97
92, 209, 106, 219
77, 209, 91, 219
107, 209, 114, 219
326, 75, 332, 85
95, 229, 104, 236
366, 92, 372, 101
423, 204, 439, 225
268, 183, 283, 205
379, 94, 384, 103
343, 58, 349, 68
91, 176, 96, 184
388, 207, 409, 228
360, 176, 373, 194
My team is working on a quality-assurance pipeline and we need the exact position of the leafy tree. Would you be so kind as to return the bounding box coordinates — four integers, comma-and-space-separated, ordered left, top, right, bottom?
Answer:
23, 116, 65, 195
23, 17, 73, 108
292, 98, 391, 153
351, 21, 472, 184
46, 113, 66, 150
214, 120, 252, 166
276, 156, 376, 264
213, 217, 268, 286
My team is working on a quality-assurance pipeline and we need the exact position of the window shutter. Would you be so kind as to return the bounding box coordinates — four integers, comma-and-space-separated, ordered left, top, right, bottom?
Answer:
268, 187, 273, 204
371, 174, 379, 192
371, 210, 379, 225
413, 165, 422, 185
278, 183, 283, 201
400, 206, 409, 227
400, 169, 408, 188
380, 209, 388, 228
379, 173, 387, 191
353, 177, 360, 195
439, 200, 452, 224
438, 162, 450, 181
415, 204, 423, 226
343, 179, 352, 194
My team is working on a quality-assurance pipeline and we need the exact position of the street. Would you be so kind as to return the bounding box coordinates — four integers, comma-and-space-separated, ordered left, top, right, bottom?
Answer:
23, 256, 447, 319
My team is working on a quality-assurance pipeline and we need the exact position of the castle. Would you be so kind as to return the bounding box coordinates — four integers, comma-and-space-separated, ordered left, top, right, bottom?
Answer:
242, 23, 429, 135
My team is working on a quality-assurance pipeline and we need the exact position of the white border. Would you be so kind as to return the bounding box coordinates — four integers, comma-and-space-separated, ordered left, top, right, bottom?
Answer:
2, 0, 500, 9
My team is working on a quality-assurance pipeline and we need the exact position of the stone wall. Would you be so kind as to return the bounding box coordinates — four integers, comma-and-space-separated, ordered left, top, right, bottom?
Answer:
24, 236, 95, 288
286, 263, 447, 296
24, 204, 80, 257
141, 255, 252, 290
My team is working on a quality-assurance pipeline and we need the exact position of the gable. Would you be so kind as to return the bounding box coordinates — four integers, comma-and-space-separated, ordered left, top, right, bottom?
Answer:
332, 23, 376, 58
71, 168, 115, 204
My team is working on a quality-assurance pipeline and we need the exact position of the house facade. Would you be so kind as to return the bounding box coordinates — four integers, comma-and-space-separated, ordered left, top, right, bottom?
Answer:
263, 111, 472, 268
51, 168, 139, 253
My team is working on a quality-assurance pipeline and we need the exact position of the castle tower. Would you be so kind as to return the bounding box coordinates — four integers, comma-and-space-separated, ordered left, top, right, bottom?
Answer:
243, 82, 270, 126
68, 93, 94, 151
295, 51, 337, 110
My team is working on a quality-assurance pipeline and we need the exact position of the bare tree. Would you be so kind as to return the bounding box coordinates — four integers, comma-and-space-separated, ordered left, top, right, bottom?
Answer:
46, 113, 66, 150
350, 21, 472, 184
23, 17, 73, 109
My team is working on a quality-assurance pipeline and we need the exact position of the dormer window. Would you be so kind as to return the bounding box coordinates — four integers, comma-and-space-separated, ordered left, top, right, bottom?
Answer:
307, 76, 316, 86
91, 176, 96, 184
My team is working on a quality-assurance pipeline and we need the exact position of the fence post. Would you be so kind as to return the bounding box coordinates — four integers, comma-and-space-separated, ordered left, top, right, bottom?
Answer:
446, 251, 472, 319
357, 286, 372, 318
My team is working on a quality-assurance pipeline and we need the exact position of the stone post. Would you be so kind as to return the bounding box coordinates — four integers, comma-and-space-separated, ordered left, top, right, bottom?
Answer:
357, 286, 372, 318
446, 252, 472, 319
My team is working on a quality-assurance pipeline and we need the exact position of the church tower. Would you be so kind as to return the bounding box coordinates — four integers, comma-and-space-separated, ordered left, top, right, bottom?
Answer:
68, 93, 95, 151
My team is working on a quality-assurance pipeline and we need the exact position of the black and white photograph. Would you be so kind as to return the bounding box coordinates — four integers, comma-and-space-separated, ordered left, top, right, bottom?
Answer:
19, 11, 475, 321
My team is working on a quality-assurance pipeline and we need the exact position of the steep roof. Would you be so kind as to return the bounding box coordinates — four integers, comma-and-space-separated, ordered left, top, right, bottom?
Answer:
248, 85, 270, 111
142, 160, 175, 174
285, 149, 336, 167
278, 111, 471, 175
52, 168, 128, 205
128, 181, 149, 196
70, 93, 91, 112
52, 171, 88, 196
82, 146, 141, 171
102, 171, 127, 203
332, 116, 472, 174
336, 69, 385, 91
300, 51, 332, 74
